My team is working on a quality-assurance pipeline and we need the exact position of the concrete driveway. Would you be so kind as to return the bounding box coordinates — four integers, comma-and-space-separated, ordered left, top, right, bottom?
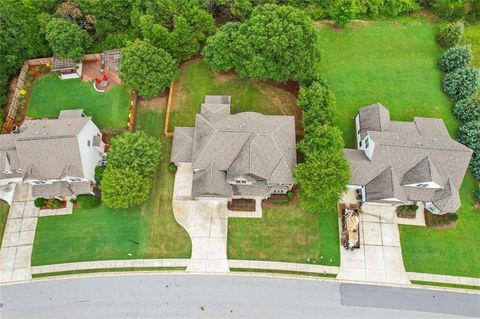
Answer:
172, 164, 229, 273
337, 201, 410, 285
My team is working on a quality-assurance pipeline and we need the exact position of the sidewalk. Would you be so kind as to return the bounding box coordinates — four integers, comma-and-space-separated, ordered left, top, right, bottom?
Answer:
32, 259, 189, 276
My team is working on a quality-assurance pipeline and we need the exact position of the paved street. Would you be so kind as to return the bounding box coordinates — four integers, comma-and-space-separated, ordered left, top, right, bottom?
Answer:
1, 274, 477, 318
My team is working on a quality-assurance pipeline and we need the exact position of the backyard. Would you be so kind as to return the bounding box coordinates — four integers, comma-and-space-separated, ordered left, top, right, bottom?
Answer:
27, 73, 130, 129
317, 18, 480, 277
31, 105, 191, 265
169, 59, 299, 130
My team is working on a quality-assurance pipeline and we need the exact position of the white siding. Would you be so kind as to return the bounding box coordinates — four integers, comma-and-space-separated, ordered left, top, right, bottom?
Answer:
77, 120, 104, 182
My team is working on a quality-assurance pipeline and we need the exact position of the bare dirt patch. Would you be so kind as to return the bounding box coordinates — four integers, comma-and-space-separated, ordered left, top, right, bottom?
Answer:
138, 94, 167, 112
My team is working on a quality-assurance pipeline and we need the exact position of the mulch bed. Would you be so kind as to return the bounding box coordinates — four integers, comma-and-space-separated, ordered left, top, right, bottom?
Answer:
40, 201, 67, 210
228, 199, 256, 211
261, 189, 299, 209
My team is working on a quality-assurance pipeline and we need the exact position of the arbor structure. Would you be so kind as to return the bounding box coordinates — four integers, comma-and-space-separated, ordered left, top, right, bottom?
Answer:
120, 40, 178, 98
45, 18, 91, 59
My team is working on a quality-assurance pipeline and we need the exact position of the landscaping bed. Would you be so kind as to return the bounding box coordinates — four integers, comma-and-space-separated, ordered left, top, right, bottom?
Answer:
396, 205, 418, 219
228, 199, 256, 212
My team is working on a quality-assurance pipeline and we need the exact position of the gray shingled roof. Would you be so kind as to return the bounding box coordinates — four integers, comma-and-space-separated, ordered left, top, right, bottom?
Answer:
345, 104, 473, 213
170, 127, 194, 163
401, 156, 443, 186
0, 111, 91, 182
191, 163, 232, 197
365, 167, 407, 203
31, 181, 92, 198
358, 103, 390, 139
432, 179, 460, 213
171, 96, 296, 198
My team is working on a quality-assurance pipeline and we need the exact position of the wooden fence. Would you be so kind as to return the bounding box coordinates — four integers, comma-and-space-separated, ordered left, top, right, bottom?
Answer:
164, 82, 175, 138
2, 54, 103, 133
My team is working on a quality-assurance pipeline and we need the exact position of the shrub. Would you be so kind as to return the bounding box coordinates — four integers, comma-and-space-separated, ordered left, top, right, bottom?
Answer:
458, 120, 480, 153
168, 163, 177, 174
76, 194, 101, 209
471, 154, 480, 180
95, 165, 105, 186
437, 22, 464, 48
433, 0, 467, 21
443, 67, 480, 101
332, 0, 357, 27
438, 46, 472, 73
46, 199, 62, 209
453, 97, 480, 123
287, 191, 294, 201
34, 198, 45, 208
298, 81, 336, 128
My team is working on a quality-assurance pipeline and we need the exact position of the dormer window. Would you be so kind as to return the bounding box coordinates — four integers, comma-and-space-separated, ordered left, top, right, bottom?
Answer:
417, 183, 428, 188
70, 177, 82, 182
87, 140, 91, 146
365, 137, 370, 148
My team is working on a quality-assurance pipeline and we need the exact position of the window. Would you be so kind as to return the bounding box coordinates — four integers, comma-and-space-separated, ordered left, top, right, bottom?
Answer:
365, 137, 370, 148
87, 140, 91, 147
359, 140, 362, 147
357, 129, 361, 135
417, 183, 428, 188
32, 180, 46, 185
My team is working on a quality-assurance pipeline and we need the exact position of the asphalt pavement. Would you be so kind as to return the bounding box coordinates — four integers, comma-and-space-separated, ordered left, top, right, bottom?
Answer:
0, 274, 478, 318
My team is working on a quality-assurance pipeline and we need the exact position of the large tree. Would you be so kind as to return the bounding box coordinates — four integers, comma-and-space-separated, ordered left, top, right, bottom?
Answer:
120, 40, 178, 98
0, 0, 50, 105
45, 18, 91, 59
107, 131, 162, 175
101, 167, 152, 208
101, 130, 162, 208
201, 22, 240, 72
203, 4, 319, 83
298, 81, 336, 129
295, 125, 350, 213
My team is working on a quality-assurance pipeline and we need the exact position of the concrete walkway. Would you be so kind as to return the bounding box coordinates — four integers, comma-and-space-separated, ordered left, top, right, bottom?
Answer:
172, 164, 229, 273
337, 202, 411, 285
0, 184, 38, 283
31, 259, 189, 276
0, 184, 73, 284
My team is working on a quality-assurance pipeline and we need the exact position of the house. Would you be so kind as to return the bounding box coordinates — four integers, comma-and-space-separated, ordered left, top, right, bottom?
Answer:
0, 109, 106, 203
343, 103, 473, 215
171, 96, 297, 199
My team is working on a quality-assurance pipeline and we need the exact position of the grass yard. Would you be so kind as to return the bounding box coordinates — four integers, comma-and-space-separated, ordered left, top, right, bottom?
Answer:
228, 206, 340, 266
27, 73, 130, 129
32, 105, 191, 265
317, 18, 480, 277
317, 19, 455, 147
463, 23, 480, 68
0, 200, 9, 247
169, 59, 298, 130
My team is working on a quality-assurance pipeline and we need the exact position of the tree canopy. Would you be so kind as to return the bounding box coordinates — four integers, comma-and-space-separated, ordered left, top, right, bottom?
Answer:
332, 0, 357, 27
120, 40, 178, 98
107, 131, 162, 175
298, 81, 336, 129
295, 124, 350, 212
45, 18, 91, 59
202, 4, 319, 83
101, 131, 162, 209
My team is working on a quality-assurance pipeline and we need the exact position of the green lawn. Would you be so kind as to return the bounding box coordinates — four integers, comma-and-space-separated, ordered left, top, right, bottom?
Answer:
27, 73, 131, 129
228, 206, 340, 266
32, 105, 191, 265
0, 200, 9, 247
317, 18, 480, 277
169, 59, 299, 130
317, 19, 455, 147
463, 23, 480, 68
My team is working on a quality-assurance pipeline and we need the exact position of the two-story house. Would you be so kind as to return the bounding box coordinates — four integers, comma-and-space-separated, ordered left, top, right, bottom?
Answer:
344, 103, 473, 214
0, 109, 105, 203
170, 96, 297, 199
